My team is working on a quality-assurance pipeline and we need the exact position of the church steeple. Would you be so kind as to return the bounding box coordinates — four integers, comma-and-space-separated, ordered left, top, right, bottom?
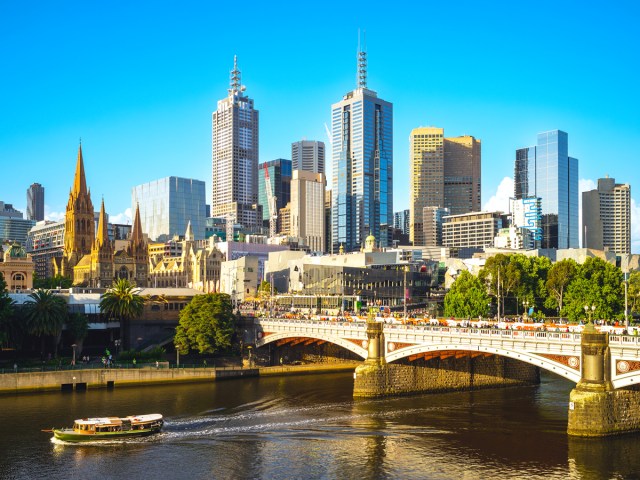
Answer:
131, 202, 144, 245
95, 198, 109, 250
73, 143, 88, 197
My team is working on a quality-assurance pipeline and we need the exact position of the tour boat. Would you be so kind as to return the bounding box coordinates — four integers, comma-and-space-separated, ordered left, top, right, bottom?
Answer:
49, 414, 163, 442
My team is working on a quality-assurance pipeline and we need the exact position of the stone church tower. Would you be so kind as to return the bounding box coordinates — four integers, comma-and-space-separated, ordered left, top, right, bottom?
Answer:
56, 144, 95, 278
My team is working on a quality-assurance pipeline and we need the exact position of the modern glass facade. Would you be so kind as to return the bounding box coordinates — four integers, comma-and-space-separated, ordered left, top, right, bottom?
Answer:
514, 130, 578, 249
331, 87, 393, 252
257, 159, 292, 224
132, 177, 206, 242
26, 183, 45, 221
0, 217, 36, 245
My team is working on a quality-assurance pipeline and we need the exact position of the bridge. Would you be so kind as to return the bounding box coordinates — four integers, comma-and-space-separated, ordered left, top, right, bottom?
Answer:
255, 318, 640, 389
255, 317, 640, 437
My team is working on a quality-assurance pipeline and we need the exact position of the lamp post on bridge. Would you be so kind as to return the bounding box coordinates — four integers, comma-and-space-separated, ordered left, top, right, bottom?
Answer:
584, 304, 596, 327
522, 300, 530, 321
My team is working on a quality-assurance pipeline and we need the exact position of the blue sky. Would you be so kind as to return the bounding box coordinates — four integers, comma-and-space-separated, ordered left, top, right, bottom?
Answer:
1, 1, 639, 250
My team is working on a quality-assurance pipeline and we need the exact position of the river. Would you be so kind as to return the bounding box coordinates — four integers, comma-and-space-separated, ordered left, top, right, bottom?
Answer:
1, 371, 639, 479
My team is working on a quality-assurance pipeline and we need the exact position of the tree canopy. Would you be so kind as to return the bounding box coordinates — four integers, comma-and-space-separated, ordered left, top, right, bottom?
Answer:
23, 289, 68, 355
174, 293, 235, 355
100, 278, 145, 350
444, 270, 490, 318
0, 273, 15, 348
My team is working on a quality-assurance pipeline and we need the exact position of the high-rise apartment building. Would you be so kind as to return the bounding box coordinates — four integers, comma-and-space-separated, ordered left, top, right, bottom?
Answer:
290, 170, 326, 252
26, 183, 45, 221
26, 220, 65, 279
331, 47, 393, 252
212, 56, 260, 230
582, 176, 631, 254
291, 140, 325, 174
409, 127, 444, 245
132, 176, 206, 242
444, 136, 481, 215
515, 130, 579, 249
410, 128, 481, 246
258, 159, 292, 226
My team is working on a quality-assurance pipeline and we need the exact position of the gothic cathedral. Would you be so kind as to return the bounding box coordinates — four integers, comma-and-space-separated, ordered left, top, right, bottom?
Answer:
53, 144, 148, 287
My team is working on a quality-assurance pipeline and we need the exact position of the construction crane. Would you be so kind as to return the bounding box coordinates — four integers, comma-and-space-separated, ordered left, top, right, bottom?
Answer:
263, 164, 277, 238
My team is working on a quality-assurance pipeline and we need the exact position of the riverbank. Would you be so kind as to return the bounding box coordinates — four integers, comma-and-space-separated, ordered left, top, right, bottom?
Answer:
0, 362, 361, 395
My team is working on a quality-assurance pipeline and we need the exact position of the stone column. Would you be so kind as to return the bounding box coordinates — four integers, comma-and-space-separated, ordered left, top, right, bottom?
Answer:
567, 324, 640, 436
353, 313, 390, 397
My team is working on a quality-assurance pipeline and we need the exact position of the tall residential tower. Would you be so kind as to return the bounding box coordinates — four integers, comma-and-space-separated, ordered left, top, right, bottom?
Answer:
331, 45, 393, 252
212, 56, 260, 230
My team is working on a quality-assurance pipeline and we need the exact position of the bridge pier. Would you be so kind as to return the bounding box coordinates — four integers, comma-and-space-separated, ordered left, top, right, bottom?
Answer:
568, 325, 640, 436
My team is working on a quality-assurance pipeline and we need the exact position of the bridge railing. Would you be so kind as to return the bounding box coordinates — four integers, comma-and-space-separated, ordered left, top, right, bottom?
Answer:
256, 319, 583, 343
609, 335, 640, 345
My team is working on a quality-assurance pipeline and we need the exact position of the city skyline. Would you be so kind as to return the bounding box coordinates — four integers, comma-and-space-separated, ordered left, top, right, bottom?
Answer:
1, 2, 639, 251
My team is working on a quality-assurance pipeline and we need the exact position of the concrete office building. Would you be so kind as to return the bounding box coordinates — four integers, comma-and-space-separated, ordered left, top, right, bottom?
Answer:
291, 140, 325, 174
212, 56, 260, 230
26, 183, 45, 221
290, 170, 326, 252
444, 135, 481, 215
331, 45, 393, 252
442, 211, 509, 255
26, 220, 65, 279
422, 206, 449, 247
582, 176, 631, 255
132, 176, 206, 243
515, 130, 579, 249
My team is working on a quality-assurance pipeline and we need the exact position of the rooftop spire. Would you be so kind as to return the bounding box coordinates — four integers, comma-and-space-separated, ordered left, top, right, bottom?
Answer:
185, 220, 194, 242
73, 142, 88, 196
357, 29, 367, 89
131, 202, 144, 244
95, 197, 109, 248
229, 55, 241, 93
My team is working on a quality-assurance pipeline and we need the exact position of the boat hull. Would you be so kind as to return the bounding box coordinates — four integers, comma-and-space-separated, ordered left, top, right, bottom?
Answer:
53, 425, 162, 442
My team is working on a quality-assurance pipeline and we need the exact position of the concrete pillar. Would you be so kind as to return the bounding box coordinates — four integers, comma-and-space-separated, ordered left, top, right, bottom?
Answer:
568, 325, 640, 436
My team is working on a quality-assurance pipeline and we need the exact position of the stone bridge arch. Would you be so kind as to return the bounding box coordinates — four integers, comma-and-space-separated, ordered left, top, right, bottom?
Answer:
256, 331, 368, 359
385, 343, 582, 384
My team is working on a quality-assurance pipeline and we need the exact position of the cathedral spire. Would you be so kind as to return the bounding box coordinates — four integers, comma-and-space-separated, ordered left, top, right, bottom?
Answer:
73, 142, 88, 197
185, 220, 194, 242
95, 198, 109, 249
131, 202, 144, 244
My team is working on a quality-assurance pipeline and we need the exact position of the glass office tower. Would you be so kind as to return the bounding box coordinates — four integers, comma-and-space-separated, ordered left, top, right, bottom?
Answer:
514, 130, 578, 249
132, 176, 206, 242
258, 159, 292, 225
331, 49, 393, 252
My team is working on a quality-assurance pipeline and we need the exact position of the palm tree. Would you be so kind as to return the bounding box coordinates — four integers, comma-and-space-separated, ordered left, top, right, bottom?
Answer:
23, 289, 68, 357
100, 279, 145, 351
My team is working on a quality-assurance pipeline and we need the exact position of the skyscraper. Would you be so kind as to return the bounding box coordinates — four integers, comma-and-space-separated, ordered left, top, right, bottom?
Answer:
331, 46, 393, 252
26, 183, 45, 221
132, 176, 206, 242
582, 176, 631, 254
409, 127, 444, 245
410, 128, 482, 246
258, 159, 292, 227
393, 209, 410, 236
212, 56, 260, 230
515, 130, 579, 249
290, 170, 326, 252
443, 135, 481, 215
291, 140, 325, 174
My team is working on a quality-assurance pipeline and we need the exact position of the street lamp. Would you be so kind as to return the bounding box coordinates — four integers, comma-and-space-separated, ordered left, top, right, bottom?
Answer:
584, 304, 596, 326
522, 300, 530, 321
114, 339, 121, 357
71, 344, 77, 366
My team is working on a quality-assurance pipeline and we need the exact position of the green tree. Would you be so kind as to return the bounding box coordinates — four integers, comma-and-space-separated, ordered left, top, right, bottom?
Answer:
23, 289, 68, 356
545, 259, 578, 316
562, 257, 623, 321
66, 312, 89, 353
174, 293, 235, 355
444, 271, 490, 318
33, 274, 72, 290
100, 279, 145, 350
258, 280, 272, 299
628, 271, 640, 316
0, 273, 15, 349
480, 254, 521, 316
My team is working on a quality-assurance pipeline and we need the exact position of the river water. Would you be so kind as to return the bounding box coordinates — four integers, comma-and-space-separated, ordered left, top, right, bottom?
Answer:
1, 371, 640, 480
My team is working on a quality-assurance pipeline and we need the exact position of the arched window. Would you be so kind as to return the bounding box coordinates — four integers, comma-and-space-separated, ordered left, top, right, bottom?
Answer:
118, 266, 129, 279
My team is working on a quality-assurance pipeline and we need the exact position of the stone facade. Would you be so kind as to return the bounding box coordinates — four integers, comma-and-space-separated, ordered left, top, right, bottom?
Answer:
353, 355, 539, 398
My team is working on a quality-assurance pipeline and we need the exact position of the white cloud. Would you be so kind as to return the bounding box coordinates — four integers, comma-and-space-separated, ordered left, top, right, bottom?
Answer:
483, 177, 513, 212
110, 208, 132, 225
44, 205, 65, 222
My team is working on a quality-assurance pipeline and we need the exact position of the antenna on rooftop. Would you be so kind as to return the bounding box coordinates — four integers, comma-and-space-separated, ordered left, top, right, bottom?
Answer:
357, 29, 367, 89
229, 55, 241, 94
